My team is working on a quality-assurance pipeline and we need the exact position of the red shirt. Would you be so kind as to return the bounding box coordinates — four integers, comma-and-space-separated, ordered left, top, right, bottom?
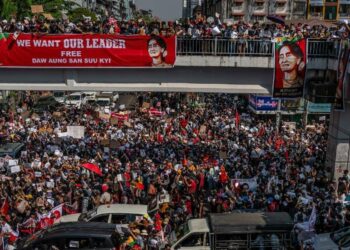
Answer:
189, 179, 197, 194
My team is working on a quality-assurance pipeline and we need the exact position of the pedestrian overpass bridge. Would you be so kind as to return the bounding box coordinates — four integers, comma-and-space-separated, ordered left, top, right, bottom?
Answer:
0, 38, 349, 181
0, 39, 339, 94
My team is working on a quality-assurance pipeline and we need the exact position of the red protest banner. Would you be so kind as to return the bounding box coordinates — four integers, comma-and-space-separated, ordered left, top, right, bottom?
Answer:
0, 33, 176, 68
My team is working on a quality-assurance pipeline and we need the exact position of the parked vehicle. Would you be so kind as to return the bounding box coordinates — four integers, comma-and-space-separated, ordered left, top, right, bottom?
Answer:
65, 92, 83, 108
52, 91, 66, 103
0, 143, 25, 158
82, 92, 97, 104
313, 226, 350, 250
32, 95, 62, 113
99, 91, 119, 102
171, 212, 294, 250
16, 222, 127, 250
56, 204, 150, 224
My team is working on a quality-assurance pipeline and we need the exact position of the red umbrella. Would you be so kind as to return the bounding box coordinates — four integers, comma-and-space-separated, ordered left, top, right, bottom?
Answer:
81, 163, 103, 176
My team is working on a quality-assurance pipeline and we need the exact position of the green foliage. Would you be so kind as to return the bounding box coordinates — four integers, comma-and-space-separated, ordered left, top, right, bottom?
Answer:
31, 0, 79, 19
68, 7, 96, 23
16, 0, 32, 20
1, 0, 17, 20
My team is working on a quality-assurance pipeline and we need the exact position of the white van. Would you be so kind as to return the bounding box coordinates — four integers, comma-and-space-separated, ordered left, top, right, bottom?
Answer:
82, 92, 97, 104
65, 92, 83, 108
171, 219, 210, 250
56, 204, 150, 224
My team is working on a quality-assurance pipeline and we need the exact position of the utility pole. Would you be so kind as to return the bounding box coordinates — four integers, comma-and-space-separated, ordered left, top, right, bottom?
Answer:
276, 98, 282, 132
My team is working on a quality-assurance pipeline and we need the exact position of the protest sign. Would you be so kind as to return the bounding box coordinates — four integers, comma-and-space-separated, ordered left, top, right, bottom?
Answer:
0, 34, 176, 68
67, 126, 85, 139
8, 159, 19, 166
10, 165, 21, 174
31, 5, 44, 14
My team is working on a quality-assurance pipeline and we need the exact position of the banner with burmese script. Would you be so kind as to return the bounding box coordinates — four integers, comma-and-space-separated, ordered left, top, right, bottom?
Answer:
273, 37, 307, 98
0, 33, 176, 68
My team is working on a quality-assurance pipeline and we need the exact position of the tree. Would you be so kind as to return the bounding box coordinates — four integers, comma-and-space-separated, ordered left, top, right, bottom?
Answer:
1, 0, 16, 20
16, 0, 32, 20
68, 7, 96, 23
31, 0, 79, 19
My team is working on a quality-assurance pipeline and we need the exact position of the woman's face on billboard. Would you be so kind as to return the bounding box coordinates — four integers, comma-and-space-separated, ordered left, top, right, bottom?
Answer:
279, 46, 300, 72
148, 39, 162, 58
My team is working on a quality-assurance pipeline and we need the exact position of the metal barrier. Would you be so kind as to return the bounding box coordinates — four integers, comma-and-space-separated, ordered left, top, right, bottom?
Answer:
176, 37, 340, 58
177, 38, 273, 56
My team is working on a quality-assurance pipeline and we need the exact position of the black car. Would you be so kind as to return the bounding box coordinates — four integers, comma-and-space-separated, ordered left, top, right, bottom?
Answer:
17, 222, 127, 250
32, 96, 62, 113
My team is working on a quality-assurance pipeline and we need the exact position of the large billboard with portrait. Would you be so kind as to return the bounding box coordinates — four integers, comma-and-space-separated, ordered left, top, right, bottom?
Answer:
0, 33, 176, 68
335, 39, 350, 110
273, 37, 307, 98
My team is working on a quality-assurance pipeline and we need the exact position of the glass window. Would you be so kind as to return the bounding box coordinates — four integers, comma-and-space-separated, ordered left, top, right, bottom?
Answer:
111, 214, 128, 224
111, 214, 138, 224
64, 238, 90, 249
325, 6, 337, 20
90, 237, 110, 248
177, 233, 205, 248
339, 4, 350, 17
67, 95, 81, 101
251, 233, 282, 249
89, 214, 109, 223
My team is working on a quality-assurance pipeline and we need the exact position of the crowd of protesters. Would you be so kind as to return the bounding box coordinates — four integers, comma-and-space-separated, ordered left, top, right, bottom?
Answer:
0, 13, 349, 41
0, 91, 347, 249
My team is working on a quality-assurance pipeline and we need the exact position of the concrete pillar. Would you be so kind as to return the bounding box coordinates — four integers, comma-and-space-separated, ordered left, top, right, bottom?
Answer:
327, 102, 350, 181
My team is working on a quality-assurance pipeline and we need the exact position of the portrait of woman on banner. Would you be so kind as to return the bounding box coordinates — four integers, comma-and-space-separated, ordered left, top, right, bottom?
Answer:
147, 35, 171, 67
277, 41, 306, 89
335, 40, 350, 110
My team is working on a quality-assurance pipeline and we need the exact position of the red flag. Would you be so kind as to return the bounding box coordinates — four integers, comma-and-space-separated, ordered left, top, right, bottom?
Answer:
149, 107, 163, 117
81, 163, 103, 176
0, 197, 9, 216
258, 127, 265, 137
235, 110, 240, 128
111, 112, 129, 121
63, 204, 77, 215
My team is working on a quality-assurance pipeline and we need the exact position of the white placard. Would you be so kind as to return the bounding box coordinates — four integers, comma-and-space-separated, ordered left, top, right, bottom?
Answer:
117, 174, 123, 182
46, 181, 55, 188
8, 159, 19, 166
67, 126, 85, 139
10, 165, 21, 173
35, 171, 42, 177
0, 158, 4, 168
57, 132, 68, 137
159, 194, 170, 204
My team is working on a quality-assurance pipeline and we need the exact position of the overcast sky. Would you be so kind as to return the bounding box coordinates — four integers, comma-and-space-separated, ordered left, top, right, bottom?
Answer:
134, 0, 182, 21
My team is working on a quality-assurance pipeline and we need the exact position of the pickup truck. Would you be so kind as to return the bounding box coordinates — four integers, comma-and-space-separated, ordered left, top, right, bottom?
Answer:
171, 212, 294, 250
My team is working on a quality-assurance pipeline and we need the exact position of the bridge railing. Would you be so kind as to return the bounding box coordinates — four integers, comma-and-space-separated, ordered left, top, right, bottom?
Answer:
176, 37, 340, 58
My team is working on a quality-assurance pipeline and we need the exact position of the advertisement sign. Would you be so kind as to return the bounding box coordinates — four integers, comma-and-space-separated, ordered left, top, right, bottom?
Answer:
335, 39, 350, 111
281, 98, 304, 112
273, 37, 307, 98
307, 102, 331, 113
249, 95, 278, 111
0, 33, 176, 68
